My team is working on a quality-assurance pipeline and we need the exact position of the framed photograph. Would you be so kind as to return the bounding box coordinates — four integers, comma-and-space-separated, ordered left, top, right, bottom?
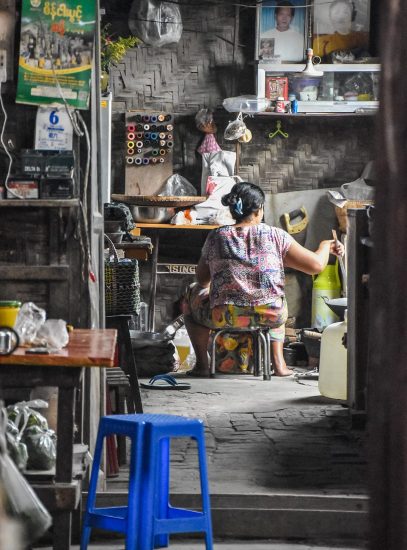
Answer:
265, 76, 289, 100
257, 1, 307, 63
312, 0, 371, 60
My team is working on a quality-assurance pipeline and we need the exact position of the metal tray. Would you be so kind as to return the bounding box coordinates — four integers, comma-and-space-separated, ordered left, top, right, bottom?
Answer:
112, 194, 206, 207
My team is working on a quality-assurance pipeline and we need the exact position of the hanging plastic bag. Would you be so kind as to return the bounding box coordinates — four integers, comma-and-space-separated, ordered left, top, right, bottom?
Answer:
0, 408, 52, 545
129, 0, 183, 47
158, 174, 197, 196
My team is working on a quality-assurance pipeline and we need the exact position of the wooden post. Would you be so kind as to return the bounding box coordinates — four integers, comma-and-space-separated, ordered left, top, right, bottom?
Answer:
368, 2, 407, 548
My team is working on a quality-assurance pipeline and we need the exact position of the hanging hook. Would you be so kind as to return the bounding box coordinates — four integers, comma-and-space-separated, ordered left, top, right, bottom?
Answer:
268, 120, 289, 140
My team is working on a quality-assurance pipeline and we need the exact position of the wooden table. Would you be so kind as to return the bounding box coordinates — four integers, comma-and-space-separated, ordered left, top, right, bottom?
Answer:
0, 329, 117, 550
136, 223, 218, 331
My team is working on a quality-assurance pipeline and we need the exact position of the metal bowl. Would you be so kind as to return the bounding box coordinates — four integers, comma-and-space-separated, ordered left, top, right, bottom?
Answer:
130, 205, 175, 224
322, 297, 347, 320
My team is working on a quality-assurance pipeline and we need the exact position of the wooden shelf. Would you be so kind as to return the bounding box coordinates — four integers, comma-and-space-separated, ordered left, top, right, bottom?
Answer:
0, 199, 80, 207
258, 62, 380, 73
136, 223, 218, 230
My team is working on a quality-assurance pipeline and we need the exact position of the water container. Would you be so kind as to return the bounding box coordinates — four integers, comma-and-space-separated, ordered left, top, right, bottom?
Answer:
318, 313, 347, 400
173, 327, 192, 365
137, 302, 148, 332
311, 261, 341, 330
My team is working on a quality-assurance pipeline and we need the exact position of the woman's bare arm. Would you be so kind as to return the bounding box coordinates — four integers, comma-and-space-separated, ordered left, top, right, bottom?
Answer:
284, 239, 344, 275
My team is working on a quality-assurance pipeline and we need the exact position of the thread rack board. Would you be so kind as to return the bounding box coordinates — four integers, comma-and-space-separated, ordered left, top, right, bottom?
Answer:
124, 111, 174, 196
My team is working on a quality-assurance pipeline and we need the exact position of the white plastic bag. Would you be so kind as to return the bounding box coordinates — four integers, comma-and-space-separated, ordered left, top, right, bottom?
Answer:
194, 176, 242, 224
0, 408, 52, 545
200, 150, 236, 194
36, 319, 69, 350
14, 303, 46, 346
129, 0, 182, 47
158, 174, 197, 196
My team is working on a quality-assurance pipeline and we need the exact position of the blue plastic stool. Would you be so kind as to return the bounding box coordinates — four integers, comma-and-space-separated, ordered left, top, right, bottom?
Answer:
81, 414, 147, 550
81, 414, 213, 550
139, 414, 213, 549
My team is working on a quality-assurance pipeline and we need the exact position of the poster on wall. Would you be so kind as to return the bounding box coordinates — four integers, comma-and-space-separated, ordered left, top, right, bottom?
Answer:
16, 0, 96, 110
257, 0, 306, 63
312, 0, 371, 60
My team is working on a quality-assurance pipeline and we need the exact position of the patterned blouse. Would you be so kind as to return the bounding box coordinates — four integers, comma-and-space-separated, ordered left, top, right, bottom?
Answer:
201, 223, 294, 307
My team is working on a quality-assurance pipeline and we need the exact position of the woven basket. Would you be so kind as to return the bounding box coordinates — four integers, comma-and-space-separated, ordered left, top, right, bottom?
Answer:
335, 200, 373, 233
104, 235, 140, 316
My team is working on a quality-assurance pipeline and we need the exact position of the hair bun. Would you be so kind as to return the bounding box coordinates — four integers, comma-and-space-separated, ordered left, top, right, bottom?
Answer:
221, 192, 237, 207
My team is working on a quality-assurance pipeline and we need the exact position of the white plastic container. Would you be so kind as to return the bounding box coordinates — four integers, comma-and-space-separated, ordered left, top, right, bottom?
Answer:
318, 314, 347, 400
173, 328, 192, 365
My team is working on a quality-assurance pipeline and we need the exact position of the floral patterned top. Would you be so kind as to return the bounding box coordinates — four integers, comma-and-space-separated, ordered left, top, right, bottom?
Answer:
201, 223, 294, 307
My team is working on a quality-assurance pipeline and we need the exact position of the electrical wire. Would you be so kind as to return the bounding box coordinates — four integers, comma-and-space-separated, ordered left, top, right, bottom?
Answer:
0, 81, 22, 199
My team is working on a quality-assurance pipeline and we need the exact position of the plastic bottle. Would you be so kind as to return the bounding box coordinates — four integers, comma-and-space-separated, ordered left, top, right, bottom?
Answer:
318, 310, 347, 400
138, 302, 148, 332
288, 94, 298, 113
311, 261, 341, 330
173, 327, 192, 365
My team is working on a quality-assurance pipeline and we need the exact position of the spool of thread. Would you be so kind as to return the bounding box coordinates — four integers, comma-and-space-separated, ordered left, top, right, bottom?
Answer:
159, 132, 166, 139
127, 148, 135, 156
136, 141, 143, 148
167, 133, 173, 140
152, 149, 159, 156
165, 114, 171, 121
144, 132, 151, 139
150, 132, 158, 140
135, 157, 143, 165
137, 148, 143, 154
143, 158, 150, 165
150, 125, 157, 131
159, 157, 165, 163
126, 156, 134, 164
158, 125, 165, 131
144, 140, 151, 147
166, 141, 174, 148
136, 132, 143, 139
158, 114, 165, 122
127, 141, 135, 149
166, 124, 173, 131
150, 115, 158, 123
137, 124, 144, 131
160, 140, 166, 147
143, 124, 150, 131
135, 115, 142, 122
142, 115, 150, 122
159, 149, 166, 156
152, 157, 158, 164
127, 132, 135, 141
127, 124, 136, 132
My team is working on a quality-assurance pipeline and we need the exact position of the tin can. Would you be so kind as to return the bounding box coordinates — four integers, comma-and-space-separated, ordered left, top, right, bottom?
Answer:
275, 97, 286, 113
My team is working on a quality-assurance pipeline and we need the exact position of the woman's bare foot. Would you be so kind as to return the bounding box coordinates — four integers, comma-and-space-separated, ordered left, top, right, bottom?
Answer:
273, 366, 294, 377
186, 366, 211, 378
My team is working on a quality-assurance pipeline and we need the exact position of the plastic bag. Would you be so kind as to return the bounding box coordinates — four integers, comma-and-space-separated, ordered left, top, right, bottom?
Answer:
22, 426, 56, 471
224, 113, 247, 140
129, 0, 182, 47
6, 419, 28, 471
158, 174, 197, 196
36, 319, 69, 350
194, 176, 242, 224
0, 408, 52, 545
14, 302, 46, 346
223, 96, 270, 113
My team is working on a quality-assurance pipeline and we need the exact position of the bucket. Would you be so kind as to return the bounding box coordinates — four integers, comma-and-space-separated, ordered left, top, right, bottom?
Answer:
311, 262, 341, 330
0, 301, 22, 327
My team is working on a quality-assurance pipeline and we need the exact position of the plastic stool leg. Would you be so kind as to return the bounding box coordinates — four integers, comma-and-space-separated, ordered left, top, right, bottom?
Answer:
196, 431, 213, 549
154, 437, 170, 548
126, 426, 144, 550
80, 426, 106, 550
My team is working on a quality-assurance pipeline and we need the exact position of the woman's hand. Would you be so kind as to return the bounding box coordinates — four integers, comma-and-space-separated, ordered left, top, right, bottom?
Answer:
327, 239, 345, 257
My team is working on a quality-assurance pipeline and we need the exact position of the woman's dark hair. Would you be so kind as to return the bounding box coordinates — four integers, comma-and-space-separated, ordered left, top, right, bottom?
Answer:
221, 182, 265, 222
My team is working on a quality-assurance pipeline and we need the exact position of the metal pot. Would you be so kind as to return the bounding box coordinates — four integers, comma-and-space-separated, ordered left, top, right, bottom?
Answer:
130, 205, 175, 224
0, 326, 19, 355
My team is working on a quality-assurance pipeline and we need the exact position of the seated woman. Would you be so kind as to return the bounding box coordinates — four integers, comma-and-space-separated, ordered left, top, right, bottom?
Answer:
183, 181, 344, 378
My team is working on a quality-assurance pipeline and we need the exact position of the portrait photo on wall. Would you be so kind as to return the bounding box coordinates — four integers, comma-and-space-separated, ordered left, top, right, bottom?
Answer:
258, 0, 306, 63
312, 0, 371, 61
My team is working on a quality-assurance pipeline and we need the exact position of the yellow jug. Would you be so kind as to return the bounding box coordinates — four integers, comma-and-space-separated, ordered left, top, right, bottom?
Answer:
311, 262, 341, 330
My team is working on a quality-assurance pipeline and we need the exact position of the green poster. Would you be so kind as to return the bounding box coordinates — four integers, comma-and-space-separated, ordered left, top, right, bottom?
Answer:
16, 0, 96, 110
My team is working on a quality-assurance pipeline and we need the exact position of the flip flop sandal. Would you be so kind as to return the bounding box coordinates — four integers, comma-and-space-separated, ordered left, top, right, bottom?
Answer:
140, 374, 191, 390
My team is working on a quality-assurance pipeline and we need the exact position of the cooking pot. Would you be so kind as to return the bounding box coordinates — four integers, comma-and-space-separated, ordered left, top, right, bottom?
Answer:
130, 205, 175, 223
0, 326, 19, 355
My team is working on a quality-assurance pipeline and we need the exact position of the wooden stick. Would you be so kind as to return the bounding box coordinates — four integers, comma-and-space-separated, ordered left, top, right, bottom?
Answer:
332, 229, 347, 296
